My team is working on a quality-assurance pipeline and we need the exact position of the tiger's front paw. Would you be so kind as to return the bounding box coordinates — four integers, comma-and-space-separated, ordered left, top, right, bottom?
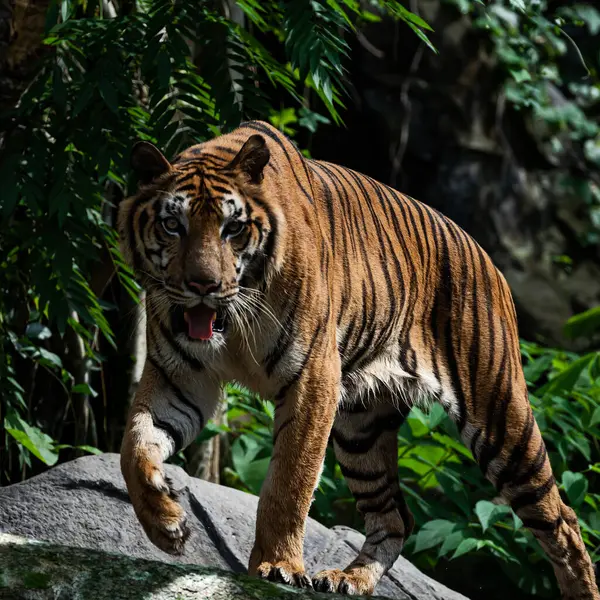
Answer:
126, 461, 190, 555
313, 569, 374, 595
256, 561, 313, 589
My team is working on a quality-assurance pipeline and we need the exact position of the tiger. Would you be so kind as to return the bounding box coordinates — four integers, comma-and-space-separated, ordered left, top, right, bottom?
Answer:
117, 120, 599, 599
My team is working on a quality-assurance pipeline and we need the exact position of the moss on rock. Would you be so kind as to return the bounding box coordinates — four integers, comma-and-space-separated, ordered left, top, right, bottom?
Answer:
0, 534, 389, 600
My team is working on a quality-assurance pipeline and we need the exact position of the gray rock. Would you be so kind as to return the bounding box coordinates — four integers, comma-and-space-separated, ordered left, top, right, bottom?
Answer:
0, 454, 468, 600
0, 533, 388, 600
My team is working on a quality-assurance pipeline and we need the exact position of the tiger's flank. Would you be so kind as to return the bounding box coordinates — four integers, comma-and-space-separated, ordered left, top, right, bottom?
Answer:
118, 121, 599, 599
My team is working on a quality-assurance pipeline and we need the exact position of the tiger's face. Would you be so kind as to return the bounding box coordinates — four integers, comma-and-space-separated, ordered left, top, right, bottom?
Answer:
118, 135, 275, 343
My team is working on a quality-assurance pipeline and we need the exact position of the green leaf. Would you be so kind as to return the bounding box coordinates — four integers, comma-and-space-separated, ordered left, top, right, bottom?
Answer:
37, 348, 63, 369
72, 383, 98, 397
55, 444, 103, 455
436, 472, 471, 516
156, 50, 172, 89
406, 22, 437, 54
413, 520, 455, 553
73, 85, 94, 117
570, 5, 600, 35
562, 471, 588, 507
537, 353, 595, 397
438, 530, 467, 557
509, 69, 532, 83
508, 0, 526, 12
475, 500, 512, 532
590, 406, 600, 428
75, 445, 103, 455
523, 353, 553, 384
25, 323, 52, 340
452, 537, 479, 559
195, 421, 226, 444
0, 155, 19, 219
99, 78, 119, 114
5, 413, 59, 466
564, 307, 600, 339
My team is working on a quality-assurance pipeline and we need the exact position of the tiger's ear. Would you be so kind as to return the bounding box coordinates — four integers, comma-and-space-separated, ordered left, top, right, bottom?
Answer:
131, 141, 171, 184
227, 135, 270, 184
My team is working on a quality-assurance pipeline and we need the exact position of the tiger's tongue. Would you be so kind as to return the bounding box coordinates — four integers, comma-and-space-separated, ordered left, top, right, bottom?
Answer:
184, 305, 217, 340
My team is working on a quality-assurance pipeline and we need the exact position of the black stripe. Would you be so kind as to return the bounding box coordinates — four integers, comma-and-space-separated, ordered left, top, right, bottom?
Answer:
494, 409, 536, 490
246, 194, 278, 267
342, 282, 369, 373
273, 416, 294, 446
173, 158, 204, 169
434, 216, 469, 431
444, 224, 468, 356
521, 516, 563, 531
264, 283, 303, 376
477, 325, 509, 474
159, 322, 204, 372
338, 463, 387, 481
339, 402, 369, 414
332, 427, 381, 454
511, 474, 555, 512
385, 187, 419, 374
359, 493, 396, 515
422, 208, 442, 383
150, 410, 184, 452
394, 490, 414, 534
209, 184, 231, 195
353, 481, 393, 501
349, 176, 406, 358
321, 164, 359, 258
366, 532, 404, 545
513, 441, 548, 487
273, 310, 326, 403
465, 239, 481, 417
127, 195, 154, 271
213, 145, 237, 155
148, 355, 205, 430
205, 173, 233, 186
310, 165, 338, 256
359, 410, 407, 435
311, 164, 358, 333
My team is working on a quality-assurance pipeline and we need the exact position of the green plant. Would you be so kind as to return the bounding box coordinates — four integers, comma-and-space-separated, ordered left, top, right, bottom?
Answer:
445, 0, 600, 246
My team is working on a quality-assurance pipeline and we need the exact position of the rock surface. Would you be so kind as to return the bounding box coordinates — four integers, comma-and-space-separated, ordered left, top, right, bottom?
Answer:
0, 454, 468, 600
0, 533, 387, 600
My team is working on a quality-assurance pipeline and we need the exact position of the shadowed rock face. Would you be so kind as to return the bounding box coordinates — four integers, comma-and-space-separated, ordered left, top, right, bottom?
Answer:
0, 454, 469, 600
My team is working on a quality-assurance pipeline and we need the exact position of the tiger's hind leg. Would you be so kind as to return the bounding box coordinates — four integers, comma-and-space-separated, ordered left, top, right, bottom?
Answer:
313, 401, 412, 595
467, 395, 599, 599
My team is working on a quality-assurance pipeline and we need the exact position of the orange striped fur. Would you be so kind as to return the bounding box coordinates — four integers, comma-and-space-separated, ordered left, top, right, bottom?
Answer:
118, 121, 599, 598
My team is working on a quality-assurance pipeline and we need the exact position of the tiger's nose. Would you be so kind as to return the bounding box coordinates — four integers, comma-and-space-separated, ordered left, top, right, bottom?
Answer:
187, 278, 222, 295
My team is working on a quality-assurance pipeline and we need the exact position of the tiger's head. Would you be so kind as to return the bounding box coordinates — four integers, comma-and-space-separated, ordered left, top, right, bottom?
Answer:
117, 134, 278, 344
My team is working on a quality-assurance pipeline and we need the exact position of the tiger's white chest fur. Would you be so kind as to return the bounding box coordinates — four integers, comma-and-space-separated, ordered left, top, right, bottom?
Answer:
340, 332, 454, 412
340, 349, 440, 411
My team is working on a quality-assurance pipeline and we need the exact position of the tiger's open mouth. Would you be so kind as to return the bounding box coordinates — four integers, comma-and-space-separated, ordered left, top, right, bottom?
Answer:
171, 304, 227, 340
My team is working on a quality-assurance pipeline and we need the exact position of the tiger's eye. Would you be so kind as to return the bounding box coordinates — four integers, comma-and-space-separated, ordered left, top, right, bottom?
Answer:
162, 217, 180, 234
223, 221, 246, 238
